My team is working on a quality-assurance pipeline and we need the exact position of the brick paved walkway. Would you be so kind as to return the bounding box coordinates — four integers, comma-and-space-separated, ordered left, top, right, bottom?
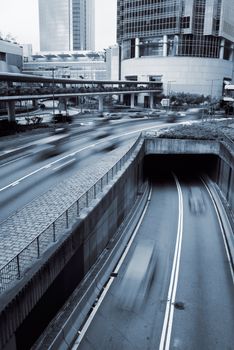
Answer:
0, 140, 137, 269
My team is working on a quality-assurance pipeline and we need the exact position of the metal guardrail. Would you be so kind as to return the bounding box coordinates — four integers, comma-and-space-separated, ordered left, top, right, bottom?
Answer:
0, 135, 143, 294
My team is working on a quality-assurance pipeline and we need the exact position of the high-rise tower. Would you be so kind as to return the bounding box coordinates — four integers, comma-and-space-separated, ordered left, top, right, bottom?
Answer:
117, 0, 234, 97
39, 0, 95, 52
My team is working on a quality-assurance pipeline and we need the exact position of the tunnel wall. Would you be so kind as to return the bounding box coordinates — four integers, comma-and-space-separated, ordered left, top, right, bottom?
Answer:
217, 142, 234, 217
0, 143, 145, 350
145, 138, 234, 215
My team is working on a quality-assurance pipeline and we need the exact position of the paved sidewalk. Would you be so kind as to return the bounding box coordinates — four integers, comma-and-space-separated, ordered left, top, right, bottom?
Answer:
0, 140, 137, 269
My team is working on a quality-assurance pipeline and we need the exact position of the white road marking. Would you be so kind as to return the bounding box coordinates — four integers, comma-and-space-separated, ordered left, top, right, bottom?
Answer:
71, 186, 153, 349
159, 173, 184, 350
0, 124, 161, 193
53, 158, 76, 171
11, 181, 20, 187
202, 177, 234, 284
0, 153, 30, 168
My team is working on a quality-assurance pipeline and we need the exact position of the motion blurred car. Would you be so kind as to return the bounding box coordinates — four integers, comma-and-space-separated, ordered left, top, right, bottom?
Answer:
189, 187, 206, 214
35, 127, 70, 158
103, 112, 124, 120
185, 108, 205, 119
52, 113, 73, 124
118, 240, 156, 310
93, 118, 112, 140
129, 111, 146, 118
165, 111, 178, 123
147, 109, 163, 117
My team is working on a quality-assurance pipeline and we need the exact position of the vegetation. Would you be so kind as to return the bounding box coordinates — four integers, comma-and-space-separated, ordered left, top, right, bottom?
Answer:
156, 118, 234, 141
170, 92, 208, 107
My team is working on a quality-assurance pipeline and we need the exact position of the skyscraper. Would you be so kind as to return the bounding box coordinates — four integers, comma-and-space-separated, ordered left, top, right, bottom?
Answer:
117, 0, 234, 97
39, 0, 95, 52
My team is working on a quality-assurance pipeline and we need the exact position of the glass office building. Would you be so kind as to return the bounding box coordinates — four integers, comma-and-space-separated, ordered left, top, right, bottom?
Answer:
117, 0, 234, 97
39, 0, 95, 52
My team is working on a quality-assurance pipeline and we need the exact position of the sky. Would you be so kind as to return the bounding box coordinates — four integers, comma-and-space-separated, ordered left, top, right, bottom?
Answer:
0, 0, 117, 52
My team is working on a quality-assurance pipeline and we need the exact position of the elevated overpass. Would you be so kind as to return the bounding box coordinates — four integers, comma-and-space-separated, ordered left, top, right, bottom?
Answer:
0, 73, 163, 121
0, 132, 233, 350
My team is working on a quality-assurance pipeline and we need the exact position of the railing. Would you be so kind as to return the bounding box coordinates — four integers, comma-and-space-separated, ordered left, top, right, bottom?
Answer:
0, 135, 143, 293
0, 85, 162, 98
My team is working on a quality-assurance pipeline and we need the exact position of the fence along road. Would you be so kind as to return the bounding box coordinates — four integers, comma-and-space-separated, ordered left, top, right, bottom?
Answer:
0, 135, 142, 293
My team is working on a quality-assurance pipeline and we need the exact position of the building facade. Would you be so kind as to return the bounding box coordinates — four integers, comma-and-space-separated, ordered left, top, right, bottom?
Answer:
105, 45, 120, 80
117, 0, 234, 98
39, 0, 95, 52
0, 39, 23, 72
23, 51, 107, 81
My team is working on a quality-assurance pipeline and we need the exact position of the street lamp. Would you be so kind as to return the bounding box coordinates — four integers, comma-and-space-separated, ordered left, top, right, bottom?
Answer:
51, 67, 55, 116
38, 66, 56, 116
207, 79, 220, 118
38, 66, 70, 116
167, 80, 176, 111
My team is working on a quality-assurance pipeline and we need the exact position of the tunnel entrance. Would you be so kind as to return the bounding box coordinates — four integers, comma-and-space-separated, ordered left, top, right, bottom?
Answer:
143, 154, 219, 181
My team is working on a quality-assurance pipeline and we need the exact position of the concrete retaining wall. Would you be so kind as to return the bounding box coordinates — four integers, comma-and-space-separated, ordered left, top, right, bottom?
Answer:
145, 137, 220, 155
0, 143, 145, 350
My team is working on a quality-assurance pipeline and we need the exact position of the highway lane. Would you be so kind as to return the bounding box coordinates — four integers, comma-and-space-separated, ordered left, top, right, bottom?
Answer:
72, 175, 234, 350
170, 177, 234, 350
0, 118, 168, 222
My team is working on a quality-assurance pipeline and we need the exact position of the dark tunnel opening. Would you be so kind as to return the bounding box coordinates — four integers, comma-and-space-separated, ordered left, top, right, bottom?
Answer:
143, 154, 219, 181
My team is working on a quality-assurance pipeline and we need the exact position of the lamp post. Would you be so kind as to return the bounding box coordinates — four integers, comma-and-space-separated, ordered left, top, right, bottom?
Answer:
79, 75, 85, 113
207, 79, 220, 118
51, 67, 55, 116
167, 80, 176, 111
38, 66, 56, 116
38, 66, 70, 116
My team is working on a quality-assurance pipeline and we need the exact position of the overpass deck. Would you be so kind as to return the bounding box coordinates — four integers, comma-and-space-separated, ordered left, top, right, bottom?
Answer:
0, 89, 159, 102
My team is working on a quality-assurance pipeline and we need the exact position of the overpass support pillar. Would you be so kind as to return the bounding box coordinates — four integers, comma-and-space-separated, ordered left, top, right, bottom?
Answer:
120, 94, 124, 104
163, 35, 168, 57
32, 99, 38, 108
98, 95, 104, 113
130, 93, 135, 109
7, 101, 16, 122
150, 93, 154, 109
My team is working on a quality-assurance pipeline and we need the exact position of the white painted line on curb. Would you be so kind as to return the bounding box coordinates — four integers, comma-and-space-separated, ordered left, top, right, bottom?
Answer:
202, 177, 234, 285
159, 173, 184, 350
71, 186, 153, 349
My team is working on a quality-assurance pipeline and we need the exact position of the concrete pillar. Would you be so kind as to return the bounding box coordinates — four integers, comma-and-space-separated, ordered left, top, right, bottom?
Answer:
64, 98, 68, 114
149, 93, 154, 109
120, 94, 124, 104
163, 35, 168, 57
135, 38, 140, 58
7, 101, 16, 122
219, 38, 225, 59
229, 44, 234, 61
173, 35, 179, 56
130, 93, 135, 108
32, 99, 38, 108
98, 95, 104, 112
